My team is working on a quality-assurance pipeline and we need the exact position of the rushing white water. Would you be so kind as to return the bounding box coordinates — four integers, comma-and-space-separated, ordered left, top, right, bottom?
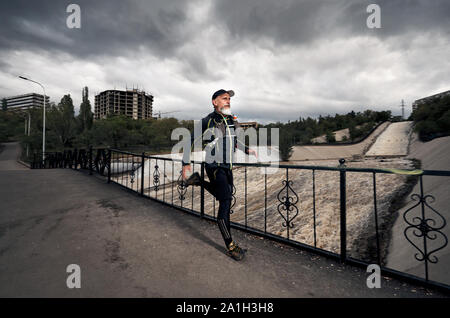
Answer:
111, 146, 279, 188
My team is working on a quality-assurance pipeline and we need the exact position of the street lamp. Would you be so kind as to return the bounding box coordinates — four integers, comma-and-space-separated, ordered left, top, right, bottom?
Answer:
19, 76, 47, 165
24, 111, 31, 158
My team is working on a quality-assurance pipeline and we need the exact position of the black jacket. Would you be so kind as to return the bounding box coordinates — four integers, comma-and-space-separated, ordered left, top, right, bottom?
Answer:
182, 109, 249, 169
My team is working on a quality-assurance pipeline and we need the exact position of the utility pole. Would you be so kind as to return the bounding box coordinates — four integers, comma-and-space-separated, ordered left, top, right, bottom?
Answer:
400, 99, 405, 120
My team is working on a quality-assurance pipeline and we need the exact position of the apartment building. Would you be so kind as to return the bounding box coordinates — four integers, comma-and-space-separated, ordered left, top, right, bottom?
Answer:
94, 89, 153, 120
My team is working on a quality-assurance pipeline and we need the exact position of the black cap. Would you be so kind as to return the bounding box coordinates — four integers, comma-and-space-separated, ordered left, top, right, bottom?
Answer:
212, 89, 235, 100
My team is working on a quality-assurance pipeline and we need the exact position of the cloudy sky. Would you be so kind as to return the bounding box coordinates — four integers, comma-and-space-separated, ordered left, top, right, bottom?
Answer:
0, 0, 449, 124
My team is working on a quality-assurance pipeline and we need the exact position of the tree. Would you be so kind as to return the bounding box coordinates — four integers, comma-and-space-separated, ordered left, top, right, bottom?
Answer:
375, 110, 391, 122
77, 87, 93, 132
47, 95, 77, 148
411, 95, 450, 141
2, 98, 7, 111
348, 120, 357, 141
350, 126, 363, 140
326, 130, 336, 143
437, 109, 450, 132
279, 130, 294, 161
0, 110, 26, 142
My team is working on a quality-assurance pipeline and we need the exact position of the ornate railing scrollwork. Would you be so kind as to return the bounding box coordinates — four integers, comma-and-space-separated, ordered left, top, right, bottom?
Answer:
153, 163, 160, 192
277, 171, 299, 235
403, 191, 448, 280
230, 184, 236, 214
176, 170, 188, 201
130, 161, 136, 184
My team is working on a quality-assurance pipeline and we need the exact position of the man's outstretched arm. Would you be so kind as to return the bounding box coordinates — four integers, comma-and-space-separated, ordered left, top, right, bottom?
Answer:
235, 121, 258, 158
182, 117, 209, 179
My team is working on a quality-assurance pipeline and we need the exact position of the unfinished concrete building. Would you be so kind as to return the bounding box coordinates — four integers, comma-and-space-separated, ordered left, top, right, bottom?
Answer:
94, 89, 153, 120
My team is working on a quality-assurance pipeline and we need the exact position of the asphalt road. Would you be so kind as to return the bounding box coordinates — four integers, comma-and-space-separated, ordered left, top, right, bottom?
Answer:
0, 142, 447, 297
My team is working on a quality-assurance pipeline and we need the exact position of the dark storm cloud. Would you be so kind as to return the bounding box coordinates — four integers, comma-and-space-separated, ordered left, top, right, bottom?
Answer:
0, 59, 10, 71
0, 0, 192, 58
210, 0, 450, 48
0, 0, 448, 122
1, 0, 449, 81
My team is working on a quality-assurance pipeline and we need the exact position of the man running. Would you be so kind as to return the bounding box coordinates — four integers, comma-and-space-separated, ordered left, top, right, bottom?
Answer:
181, 89, 257, 261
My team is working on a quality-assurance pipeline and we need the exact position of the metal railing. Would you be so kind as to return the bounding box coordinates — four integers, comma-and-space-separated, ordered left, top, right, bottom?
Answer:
31, 147, 450, 293
32, 147, 109, 175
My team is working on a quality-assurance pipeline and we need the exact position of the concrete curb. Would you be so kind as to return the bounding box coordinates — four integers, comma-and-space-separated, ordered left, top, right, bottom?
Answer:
16, 159, 31, 169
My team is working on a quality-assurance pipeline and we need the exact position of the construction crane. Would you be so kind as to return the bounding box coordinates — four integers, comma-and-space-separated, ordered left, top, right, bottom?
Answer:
154, 110, 180, 119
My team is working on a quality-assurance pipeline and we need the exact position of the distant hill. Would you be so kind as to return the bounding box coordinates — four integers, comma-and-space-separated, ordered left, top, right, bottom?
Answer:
262, 109, 392, 146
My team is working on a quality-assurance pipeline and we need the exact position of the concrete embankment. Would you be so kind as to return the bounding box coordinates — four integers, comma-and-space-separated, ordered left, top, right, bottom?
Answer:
290, 121, 390, 161
386, 132, 450, 286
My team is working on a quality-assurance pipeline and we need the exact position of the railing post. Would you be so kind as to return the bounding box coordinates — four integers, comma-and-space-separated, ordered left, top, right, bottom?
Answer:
107, 148, 111, 183
200, 162, 205, 219
141, 152, 145, 196
89, 146, 93, 175
339, 158, 347, 263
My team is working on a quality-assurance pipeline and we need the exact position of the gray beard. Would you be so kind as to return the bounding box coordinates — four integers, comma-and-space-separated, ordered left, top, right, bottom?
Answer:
220, 107, 232, 116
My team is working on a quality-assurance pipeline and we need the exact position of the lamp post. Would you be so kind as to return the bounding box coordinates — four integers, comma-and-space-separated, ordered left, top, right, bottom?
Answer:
24, 111, 31, 158
19, 76, 46, 165
28, 112, 31, 136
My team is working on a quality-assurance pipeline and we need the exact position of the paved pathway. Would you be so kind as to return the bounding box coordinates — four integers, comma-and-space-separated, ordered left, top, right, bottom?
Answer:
0, 142, 29, 171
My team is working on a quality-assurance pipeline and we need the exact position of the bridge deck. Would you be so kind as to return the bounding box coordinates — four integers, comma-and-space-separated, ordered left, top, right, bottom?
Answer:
0, 142, 446, 297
